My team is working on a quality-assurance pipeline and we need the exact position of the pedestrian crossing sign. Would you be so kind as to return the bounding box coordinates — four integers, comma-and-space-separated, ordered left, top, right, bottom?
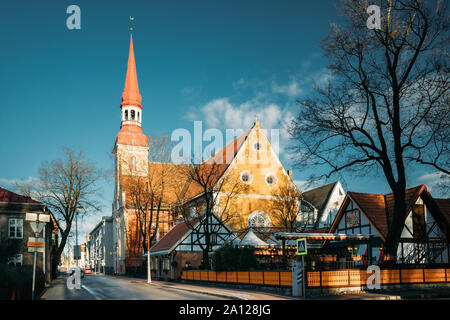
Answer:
296, 238, 307, 255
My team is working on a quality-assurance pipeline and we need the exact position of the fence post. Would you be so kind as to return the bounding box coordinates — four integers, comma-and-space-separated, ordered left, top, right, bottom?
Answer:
423, 268, 425, 283
399, 269, 402, 284
319, 270, 322, 287
348, 270, 351, 286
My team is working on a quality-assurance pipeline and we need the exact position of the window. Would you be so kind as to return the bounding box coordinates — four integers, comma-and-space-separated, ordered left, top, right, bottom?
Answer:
240, 171, 252, 184
254, 142, 261, 150
9, 219, 23, 239
413, 204, 426, 239
345, 209, 360, 228
210, 233, 218, 245
8, 254, 23, 267
265, 174, 277, 185
300, 201, 315, 226
138, 112, 140, 121
131, 110, 135, 120
248, 210, 272, 229
125, 110, 128, 120
131, 156, 136, 171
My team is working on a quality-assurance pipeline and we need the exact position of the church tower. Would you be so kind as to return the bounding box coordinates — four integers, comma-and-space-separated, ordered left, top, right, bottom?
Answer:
113, 31, 149, 210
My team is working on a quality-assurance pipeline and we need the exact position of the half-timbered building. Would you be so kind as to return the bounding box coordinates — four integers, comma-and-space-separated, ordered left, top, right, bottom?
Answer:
329, 184, 449, 265
149, 214, 234, 280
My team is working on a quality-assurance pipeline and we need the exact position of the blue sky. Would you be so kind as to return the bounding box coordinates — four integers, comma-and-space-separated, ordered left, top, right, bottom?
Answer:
0, 0, 442, 243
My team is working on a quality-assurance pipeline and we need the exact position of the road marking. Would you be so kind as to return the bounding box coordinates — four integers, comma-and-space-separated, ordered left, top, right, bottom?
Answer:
81, 285, 102, 300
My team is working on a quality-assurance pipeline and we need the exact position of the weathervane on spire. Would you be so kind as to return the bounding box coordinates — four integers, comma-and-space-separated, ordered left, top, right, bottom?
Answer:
129, 16, 135, 32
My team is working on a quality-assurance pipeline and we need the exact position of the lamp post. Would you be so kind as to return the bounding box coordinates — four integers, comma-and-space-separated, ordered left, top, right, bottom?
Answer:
147, 229, 152, 283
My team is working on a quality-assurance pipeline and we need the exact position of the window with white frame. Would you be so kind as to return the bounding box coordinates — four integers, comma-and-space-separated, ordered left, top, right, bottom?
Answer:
8, 254, 23, 267
9, 218, 23, 239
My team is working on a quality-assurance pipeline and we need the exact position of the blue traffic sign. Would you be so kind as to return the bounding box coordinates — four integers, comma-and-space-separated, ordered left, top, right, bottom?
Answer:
296, 238, 307, 255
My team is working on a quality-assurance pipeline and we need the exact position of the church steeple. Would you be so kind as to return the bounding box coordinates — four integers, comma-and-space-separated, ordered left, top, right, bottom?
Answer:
115, 27, 148, 148
121, 33, 142, 109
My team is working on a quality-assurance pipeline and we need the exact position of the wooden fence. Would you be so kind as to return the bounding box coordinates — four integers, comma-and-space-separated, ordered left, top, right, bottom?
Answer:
181, 268, 450, 289
181, 271, 292, 287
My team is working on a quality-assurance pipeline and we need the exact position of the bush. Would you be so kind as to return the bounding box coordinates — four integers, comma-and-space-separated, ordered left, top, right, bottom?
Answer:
212, 244, 257, 271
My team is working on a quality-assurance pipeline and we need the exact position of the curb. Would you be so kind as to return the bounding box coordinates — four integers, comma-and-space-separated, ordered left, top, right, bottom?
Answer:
146, 283, 245, 300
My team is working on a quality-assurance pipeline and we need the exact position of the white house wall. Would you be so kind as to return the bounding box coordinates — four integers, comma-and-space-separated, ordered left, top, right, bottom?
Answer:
319, 181, 346, 228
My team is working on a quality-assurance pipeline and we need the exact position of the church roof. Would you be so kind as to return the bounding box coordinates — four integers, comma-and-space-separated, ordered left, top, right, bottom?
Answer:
115, 124, 149, 148
182, 128, 252, 202
115, 33, 148, 148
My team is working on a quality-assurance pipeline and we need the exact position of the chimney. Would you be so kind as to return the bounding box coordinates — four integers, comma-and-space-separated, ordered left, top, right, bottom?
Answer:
287, 170, 293, 180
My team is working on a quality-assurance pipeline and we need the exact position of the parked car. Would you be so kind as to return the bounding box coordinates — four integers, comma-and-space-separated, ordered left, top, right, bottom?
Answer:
84, 268, 92, 274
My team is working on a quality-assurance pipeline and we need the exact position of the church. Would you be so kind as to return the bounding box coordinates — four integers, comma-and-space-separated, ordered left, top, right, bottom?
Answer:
111, 31, 337, 275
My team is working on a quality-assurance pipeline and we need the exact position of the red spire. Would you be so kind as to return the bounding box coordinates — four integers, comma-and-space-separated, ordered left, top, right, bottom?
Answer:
121, 34, 142, 108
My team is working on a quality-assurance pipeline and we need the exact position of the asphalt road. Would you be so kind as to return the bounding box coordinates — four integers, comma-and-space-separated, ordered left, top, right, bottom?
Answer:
40, 273, 229, 300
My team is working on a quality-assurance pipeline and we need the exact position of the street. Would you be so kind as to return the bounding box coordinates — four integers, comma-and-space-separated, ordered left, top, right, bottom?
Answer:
40, 273, 229, 300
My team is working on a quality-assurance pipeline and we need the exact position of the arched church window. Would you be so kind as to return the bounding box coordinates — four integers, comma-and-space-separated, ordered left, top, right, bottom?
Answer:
131, 156, 136, 171
248, 210, 271, 230
131, 110, 135, 120
125, 110, 128, 120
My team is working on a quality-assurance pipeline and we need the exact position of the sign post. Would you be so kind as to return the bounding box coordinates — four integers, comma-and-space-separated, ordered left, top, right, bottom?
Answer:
26, 212, 50, 300
293, 238, 307, 298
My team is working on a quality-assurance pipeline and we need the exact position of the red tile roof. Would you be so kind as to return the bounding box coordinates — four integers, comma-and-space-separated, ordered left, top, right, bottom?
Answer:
435, 198, 450, 225
346, 185, 424, 239
0, 187, 40, 204
330, 185, 446, 240
150, 216, 201, 254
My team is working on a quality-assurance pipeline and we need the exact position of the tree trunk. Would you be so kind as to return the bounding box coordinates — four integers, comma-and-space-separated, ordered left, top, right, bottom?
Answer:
383, 189, 407, 260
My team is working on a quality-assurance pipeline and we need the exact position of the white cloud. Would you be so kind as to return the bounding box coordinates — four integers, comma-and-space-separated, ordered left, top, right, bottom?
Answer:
0, 176, 39, 190
416, 171, 442, 185
232, 78, 247, 89
294, 179, 326, 192
272, 77, 304, 97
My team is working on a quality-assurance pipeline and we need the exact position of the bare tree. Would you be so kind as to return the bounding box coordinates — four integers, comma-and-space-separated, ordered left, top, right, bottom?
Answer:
123, 136, 176, 258
179, 161, 248, 269
271, 183, 303, 232
17, 148, 104, 278
288, 0, 449, 258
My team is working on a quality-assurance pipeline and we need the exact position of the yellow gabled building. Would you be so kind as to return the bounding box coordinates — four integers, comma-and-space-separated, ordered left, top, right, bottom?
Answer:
183, 120, 299, 232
